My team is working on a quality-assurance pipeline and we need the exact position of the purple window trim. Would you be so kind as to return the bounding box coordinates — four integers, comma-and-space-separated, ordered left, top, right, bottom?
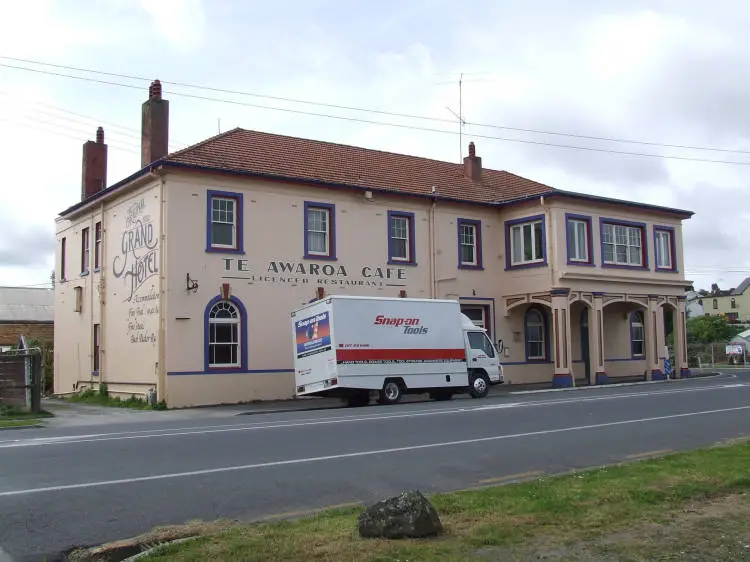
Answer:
599, 217, 649, 271
653, 225, 678, 273
564, 212, 595, 266
205, 189, 245, 254
387, 210, 417, 266
303, 201, 337, 260
203, 293, 249, 373
457, 218, 483, 270
504, 214, 548, 270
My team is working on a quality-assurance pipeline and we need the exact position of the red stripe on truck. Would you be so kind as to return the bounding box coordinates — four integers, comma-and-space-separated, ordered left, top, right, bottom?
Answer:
335, 348, 466, 361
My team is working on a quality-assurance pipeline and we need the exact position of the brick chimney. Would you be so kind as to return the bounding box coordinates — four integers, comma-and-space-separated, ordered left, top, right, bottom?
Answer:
141, 79, 169, 168
81, 126, 108, 201
463, 141, 482, 182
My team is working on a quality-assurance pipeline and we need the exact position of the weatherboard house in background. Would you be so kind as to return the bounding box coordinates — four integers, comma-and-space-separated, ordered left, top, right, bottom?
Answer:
53, 81, 694, 408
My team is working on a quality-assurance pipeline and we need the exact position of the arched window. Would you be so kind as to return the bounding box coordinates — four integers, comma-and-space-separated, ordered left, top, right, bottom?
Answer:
630, 311, 645, 358
208, 300, 241, 368
525, 308, 546, 361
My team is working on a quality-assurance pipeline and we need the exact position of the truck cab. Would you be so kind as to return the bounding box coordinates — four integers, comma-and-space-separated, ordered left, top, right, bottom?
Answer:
461, 313, 504, 397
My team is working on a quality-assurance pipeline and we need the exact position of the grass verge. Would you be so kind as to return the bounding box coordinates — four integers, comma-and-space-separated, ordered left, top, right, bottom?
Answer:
0, 404, 53, 429
127, 439, 750, 562
64, 383, 167, 410
0, 418, 41, 429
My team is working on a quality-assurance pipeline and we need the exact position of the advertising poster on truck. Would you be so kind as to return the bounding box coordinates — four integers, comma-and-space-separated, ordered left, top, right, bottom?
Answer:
294, 310, 332, 359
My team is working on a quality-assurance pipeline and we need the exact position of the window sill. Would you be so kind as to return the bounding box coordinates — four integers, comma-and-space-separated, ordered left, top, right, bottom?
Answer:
567, 260, 596, 267
601, 263, 649, 271
458, 263, 484, 271
505, 261, 547, 271
387, 259, 418, 267
654, 267, 678, 274
205, 247, 245, 255
81, 271, 90, 277
304, 253, 338, 261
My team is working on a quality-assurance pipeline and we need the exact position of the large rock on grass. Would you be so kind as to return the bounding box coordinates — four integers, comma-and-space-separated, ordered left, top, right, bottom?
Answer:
358, 490, 443, 539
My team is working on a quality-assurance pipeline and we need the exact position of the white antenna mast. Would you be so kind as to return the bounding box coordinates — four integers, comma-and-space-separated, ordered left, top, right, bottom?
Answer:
445, 72, 467, 162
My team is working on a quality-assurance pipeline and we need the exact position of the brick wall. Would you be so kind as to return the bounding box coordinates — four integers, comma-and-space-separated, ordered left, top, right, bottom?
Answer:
0, 323, 54, 347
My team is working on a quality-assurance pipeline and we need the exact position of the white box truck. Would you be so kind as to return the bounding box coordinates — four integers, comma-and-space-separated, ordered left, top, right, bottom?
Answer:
291, 295, 504, 406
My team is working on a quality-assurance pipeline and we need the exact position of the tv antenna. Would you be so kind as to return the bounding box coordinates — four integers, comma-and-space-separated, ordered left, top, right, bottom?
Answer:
445, 72, 468, 162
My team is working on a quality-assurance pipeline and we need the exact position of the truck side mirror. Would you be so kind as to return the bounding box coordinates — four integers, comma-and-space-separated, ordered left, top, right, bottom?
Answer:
497, 339, 504, 353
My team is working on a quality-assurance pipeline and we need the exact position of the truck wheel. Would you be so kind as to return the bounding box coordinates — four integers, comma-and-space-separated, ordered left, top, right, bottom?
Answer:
378, 380, 402, 405
469, 372, 490, 399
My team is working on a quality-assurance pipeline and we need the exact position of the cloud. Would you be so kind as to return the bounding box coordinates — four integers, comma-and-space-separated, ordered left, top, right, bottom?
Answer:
0, 0, 748, 292
0, 220, 55, 268
138, 0, 206, 52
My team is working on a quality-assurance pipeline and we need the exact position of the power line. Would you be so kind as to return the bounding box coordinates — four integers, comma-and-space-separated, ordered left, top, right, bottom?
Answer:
0, 117, 140, 155
2, 54, 750, 156
0, 89, 190, 148
3, 61, 750, 168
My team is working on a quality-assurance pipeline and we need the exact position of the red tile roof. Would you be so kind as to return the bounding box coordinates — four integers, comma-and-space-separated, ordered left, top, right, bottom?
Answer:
162, 128, 555, 204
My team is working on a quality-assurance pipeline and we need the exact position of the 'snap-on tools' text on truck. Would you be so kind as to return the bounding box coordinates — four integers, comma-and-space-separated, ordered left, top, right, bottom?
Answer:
291, 295, 504, 406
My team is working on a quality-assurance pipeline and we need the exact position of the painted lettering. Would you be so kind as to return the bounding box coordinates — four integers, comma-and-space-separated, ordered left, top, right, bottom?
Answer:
374, 315, 421, 327
112, 198, 159, 303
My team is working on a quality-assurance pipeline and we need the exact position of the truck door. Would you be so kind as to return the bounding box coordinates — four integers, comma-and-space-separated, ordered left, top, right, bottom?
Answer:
466, 331, 501, 381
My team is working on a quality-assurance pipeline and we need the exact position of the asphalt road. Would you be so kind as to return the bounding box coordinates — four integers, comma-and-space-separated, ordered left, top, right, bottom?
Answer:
2, 373, 750, 561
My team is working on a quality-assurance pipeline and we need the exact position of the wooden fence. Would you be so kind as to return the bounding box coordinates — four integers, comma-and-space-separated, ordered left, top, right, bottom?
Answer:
0, 350, 42, 412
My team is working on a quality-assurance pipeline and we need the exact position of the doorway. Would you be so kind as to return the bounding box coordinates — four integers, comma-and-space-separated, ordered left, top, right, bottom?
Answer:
580, 307, 591, 384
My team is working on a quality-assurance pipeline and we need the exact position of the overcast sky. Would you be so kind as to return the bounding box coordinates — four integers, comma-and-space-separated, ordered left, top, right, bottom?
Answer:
0, 0, 747, 292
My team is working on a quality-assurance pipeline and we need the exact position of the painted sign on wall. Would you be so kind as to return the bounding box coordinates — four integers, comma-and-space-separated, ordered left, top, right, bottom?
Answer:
112, 198, 159, 302
111, 196, 160, 347
222, 259, 407, 288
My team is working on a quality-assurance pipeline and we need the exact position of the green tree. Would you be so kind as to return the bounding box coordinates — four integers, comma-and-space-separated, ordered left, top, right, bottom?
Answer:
686, 315, 743, 344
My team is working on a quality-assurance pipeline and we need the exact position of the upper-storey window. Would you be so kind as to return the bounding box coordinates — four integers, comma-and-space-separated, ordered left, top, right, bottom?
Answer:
304, 202, 336, 260
60, 237, 66, 281
81, 227, 90, 275
506, 215, 545, 268
94, 221, 102, 271
601, 219, 646, 269
387, 210, 416, 265
654, 226, 676, 272
566, 214, 593, 265
206, 190, 244, 254
457, 218, 483, 269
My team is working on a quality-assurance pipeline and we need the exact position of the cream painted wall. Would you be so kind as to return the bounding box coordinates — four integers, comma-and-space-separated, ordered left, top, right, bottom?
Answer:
54, 211, 103, 394
55, 166, 693, 407
162, 172, 514, 405
104, 185, 162, 395
54, 181, 162, 397
548, 200, 687, 295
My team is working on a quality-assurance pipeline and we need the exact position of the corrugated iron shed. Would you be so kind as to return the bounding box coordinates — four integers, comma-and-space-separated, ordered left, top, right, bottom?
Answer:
0, 287, 54, 323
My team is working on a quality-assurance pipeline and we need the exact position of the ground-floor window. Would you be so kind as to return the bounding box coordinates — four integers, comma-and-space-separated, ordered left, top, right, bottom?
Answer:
461, 305, 491, 338
208, 300, 242, 368
92, 323, 101, 373
525, 307, 547, 361
630, 311, 645, 358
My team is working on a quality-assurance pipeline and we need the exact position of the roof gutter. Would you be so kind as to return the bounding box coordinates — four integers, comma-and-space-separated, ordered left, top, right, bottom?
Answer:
57, 160, 168, 219
495, 189, 694, 219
